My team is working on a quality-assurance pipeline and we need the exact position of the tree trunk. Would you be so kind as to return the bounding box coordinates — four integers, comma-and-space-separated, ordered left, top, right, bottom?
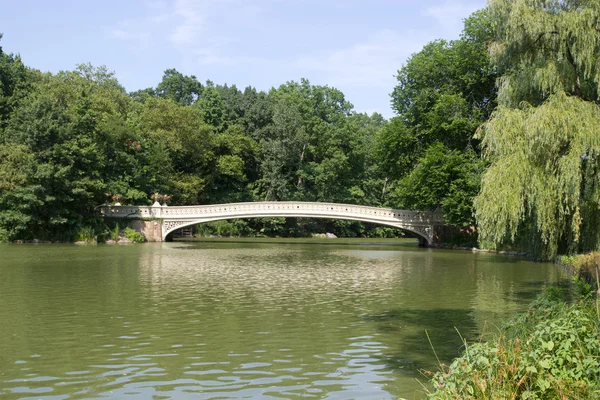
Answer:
297, 143, 306, 187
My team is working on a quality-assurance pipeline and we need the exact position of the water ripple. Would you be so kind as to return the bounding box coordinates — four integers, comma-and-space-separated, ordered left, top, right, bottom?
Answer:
0, 241, 562, 399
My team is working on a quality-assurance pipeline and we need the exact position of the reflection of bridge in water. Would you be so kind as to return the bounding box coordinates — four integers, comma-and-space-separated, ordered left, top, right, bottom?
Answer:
100, 201, 444, 246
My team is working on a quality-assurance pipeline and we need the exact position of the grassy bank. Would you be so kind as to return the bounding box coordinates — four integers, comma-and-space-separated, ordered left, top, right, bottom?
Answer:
425, 254, 600, 399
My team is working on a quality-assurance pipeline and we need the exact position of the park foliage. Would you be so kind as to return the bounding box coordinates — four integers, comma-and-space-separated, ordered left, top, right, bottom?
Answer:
0, 9, 496, 243
426, 286, 600, 399
1, 0, 599, 259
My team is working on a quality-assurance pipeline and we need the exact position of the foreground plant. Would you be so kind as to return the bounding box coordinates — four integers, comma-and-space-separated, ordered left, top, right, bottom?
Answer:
426, 294, 600, 399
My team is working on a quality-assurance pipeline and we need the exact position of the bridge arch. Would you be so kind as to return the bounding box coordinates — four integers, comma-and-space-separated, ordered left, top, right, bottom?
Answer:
163, 214, 431, 244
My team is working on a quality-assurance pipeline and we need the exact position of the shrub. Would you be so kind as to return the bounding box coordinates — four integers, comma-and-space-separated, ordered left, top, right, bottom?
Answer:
111, 224, 120, 242
123, 227, 145, 243
193, 220, 253, 237
426, 295, 600, 399
561, 252, 600, 286
74, 226, 96, 243
560, 252, 600, 301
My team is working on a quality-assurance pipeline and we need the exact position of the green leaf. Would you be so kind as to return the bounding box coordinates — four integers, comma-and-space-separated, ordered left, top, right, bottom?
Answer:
526, 365, 538, 374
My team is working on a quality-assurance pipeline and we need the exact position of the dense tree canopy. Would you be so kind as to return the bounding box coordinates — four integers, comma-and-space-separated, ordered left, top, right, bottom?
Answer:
0, 39, 389, 241
390, 9, 496, 153
384, 10, 497, 228
391, 144, 485, 227
475, 0, 600, 257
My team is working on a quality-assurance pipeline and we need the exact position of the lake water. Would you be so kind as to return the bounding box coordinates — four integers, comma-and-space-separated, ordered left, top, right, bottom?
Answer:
0, 239, 563, 399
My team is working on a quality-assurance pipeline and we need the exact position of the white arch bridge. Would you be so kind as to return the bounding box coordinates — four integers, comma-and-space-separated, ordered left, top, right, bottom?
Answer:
99, 201, 445, 246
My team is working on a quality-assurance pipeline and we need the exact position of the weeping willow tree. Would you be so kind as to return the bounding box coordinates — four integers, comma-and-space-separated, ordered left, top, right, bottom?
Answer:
474, 0, 600, 258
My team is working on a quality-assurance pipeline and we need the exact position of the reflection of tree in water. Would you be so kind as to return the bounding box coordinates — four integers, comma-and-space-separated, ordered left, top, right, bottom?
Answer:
363, 307, 478, 374
134, 243, 563, 397
0, 243, 564, 400
366, 279, 566, 376
504, 280, 570, 304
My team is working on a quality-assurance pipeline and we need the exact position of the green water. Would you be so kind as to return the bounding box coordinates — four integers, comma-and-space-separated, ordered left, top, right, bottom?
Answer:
0, 239, 562, 399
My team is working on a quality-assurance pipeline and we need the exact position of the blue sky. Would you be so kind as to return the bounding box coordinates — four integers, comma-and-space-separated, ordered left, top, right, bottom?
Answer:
0, 0, 486, 117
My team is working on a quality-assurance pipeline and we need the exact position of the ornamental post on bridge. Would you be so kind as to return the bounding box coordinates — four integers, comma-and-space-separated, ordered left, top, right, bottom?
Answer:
98, 202, 110, 217
151, 201, 163, 218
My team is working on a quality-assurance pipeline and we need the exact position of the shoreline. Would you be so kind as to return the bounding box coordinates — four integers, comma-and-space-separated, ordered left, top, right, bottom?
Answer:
8, 236, 529, 257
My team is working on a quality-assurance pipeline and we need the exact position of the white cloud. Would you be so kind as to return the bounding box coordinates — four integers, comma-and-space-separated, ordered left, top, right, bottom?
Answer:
422, 1, 483, 33
169, 0, 206, 46
293, 29, 433, 89
108, 0, 267, 64
104, 0, 485, 116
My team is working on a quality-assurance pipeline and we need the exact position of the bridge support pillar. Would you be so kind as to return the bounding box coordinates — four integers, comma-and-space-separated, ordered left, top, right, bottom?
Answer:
143, 220, 163, 242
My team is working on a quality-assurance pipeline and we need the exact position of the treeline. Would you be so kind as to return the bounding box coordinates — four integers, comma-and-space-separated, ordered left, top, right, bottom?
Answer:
0, 11, 494, 243
2, 0, 600, 258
